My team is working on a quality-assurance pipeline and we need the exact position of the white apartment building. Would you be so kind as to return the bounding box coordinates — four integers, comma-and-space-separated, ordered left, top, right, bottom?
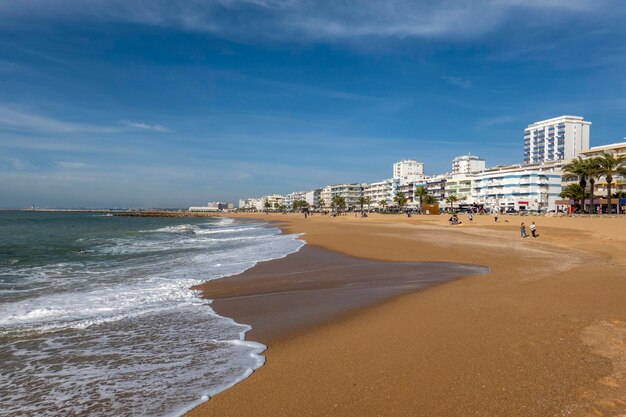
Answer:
472, 163, 563, 212
320, 183, 363, 209
425, 175, 446, 202
578, 141, 626, 197
393, 159, 425, 185
305, 190, 321, 207
189, 202, 232, 211
283, 191, 308, 209
524, 115, 591, 165
394, 179, 428, 207
452, 154, 485, 174
444, 173, 474, 205
319, 186, 332, 208
284, 190, 321, 208
362, 179, 397, 207
263, 194, 284, 210
238, 198, 266, 211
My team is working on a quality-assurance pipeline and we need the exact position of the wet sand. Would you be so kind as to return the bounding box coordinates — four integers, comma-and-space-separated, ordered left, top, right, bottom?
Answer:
186, 213, 626, 417
195, 246, 487, 344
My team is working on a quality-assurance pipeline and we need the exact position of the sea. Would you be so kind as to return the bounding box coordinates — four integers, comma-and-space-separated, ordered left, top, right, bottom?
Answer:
0, 211, 304, 417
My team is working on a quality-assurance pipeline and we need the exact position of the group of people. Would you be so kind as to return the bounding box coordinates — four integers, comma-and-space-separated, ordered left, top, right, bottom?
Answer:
520, 222, 537, 238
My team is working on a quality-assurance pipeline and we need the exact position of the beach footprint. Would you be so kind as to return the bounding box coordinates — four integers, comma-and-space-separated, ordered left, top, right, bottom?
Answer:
568, 320, 626, 416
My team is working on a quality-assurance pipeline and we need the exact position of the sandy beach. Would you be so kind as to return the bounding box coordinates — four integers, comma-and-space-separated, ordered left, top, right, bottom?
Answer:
186, 213, 626, 417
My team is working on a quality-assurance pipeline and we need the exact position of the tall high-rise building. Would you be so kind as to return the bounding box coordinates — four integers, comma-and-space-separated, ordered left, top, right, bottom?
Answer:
393, 159, 424, 184
524, 115, 591, 164
451, 154, 485, 174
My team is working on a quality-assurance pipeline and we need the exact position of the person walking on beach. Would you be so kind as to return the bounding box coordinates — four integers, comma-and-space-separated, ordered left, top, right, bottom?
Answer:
468, 211, 473, 223
520, 222, 527, 238
493, 209, 499, 223
530, 222, 537, 238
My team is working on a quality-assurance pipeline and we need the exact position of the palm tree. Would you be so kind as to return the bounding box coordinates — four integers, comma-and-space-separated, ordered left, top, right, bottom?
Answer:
560, 184, 586, 210
584, 158, 602, 213
364, 196, 372, 211
445, 195, 459, 211
356, 196, 367, 211
263, 199, 271, 212
596, 152, 626, 213
332, 195, 346, 212
414, 186, 428, 212
378, 199, 387, 210
563, 157, 589, 212
393, 192, 407, 210
423, 194, 437, 204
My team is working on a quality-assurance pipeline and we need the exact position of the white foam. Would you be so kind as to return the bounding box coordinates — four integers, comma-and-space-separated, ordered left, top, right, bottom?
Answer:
0, 218, 304, 417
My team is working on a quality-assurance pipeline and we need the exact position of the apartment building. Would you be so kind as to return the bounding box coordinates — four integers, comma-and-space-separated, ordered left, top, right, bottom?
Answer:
578, 141, 626, 196
452, 154, 485, 174
472, 164, 563, 211
444, 173, 474, 204
362, 179, 397, 207
238, 198, 265, 211
393, 159, 425, 185
524, 115, 591, 164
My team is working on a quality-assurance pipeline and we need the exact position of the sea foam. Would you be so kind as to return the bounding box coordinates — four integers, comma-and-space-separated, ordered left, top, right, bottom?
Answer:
0, 216, 303, 417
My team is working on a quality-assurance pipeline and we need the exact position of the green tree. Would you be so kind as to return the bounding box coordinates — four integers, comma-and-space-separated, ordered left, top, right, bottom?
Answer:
445, 194, 459, 211
364, 196, 372, 210
595, 153, 626, 213
264, 199, 271, 212
423, 194, 437, 204
356, 196, 367, 211
332, 195, 346, 212
378, 199, 387, 210
273, 202, 280, 211
560, 184, 586, 207
414, 186, 428, 211
393, 192, 407, 210
584, 158, 603, 213
563, 157, 590, 212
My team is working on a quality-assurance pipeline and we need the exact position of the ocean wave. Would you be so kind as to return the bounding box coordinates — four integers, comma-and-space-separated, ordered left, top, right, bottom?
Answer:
0, 216, 304, 417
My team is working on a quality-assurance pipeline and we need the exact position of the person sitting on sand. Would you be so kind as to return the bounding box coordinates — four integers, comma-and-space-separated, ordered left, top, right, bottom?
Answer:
449, 214, 462, 225
520, 222, 527, 238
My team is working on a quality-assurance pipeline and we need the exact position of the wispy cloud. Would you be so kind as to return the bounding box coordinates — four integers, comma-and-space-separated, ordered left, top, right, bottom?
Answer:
0, 106, 116, 134
475, 115, 517, 129
442, 76, 472, 89
122, 121, 171, 132
55, 161, 95, 170
10, 158, 29, 170
0, 0, 610, 41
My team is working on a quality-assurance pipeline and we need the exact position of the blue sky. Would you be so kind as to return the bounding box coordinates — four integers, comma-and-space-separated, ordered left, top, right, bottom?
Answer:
1, 0, 625, 208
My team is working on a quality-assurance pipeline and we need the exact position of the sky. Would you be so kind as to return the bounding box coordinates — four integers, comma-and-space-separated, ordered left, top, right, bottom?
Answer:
0, 0, 625, 208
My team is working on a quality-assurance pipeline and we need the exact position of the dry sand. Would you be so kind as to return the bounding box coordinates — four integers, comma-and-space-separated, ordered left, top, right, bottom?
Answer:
186, 213, 626, 417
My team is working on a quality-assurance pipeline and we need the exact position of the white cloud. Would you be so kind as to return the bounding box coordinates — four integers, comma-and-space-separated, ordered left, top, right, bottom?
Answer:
0, 0, 610, 41
0, 106, 116, 134
475, 115, 517, 129
122, 121, 171, 132
442, 76, 472, 89
55, 161, 94, 170
10, 158, 28, 170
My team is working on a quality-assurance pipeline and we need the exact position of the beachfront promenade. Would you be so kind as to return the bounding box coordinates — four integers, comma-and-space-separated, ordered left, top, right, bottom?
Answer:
186, 212, 626, 417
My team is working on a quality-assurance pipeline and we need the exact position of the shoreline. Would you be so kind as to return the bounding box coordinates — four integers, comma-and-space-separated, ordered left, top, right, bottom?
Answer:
186, 213, 626, 417
195, 245, 488, 345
